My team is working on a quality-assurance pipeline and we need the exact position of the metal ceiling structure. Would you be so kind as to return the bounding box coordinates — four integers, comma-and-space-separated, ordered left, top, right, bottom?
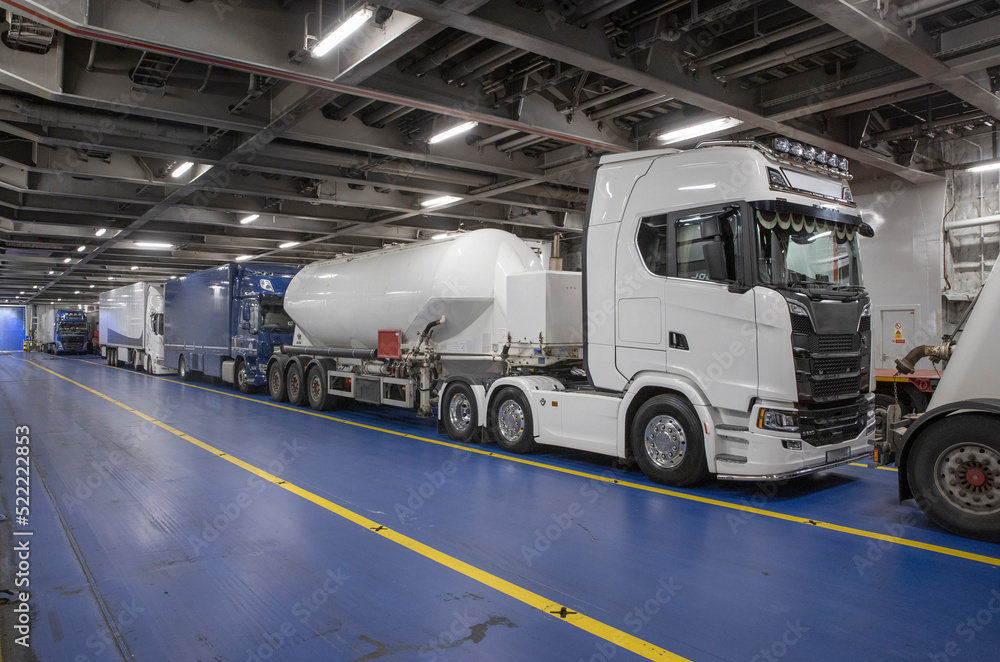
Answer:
1, 0, 999, 304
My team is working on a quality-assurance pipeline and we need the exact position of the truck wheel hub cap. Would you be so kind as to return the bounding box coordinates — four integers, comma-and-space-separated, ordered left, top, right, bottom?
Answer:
643, 416, 686, 469
937, 444, 1000, 514
498, 402, 524, 442
449, 394, 472, 432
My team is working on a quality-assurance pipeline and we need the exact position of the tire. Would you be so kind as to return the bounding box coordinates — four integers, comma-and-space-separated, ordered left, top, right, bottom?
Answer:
286, 361, 306, 407
107, 348, 116, 366
905, 414, 1000, 542
630, 394, 709, 487
178, 355, 193, 382
306, 365, 335, 411
442, 382, 477, 443
267, 361, 287, 402
145, 355, 152, 374
490, 388, 536, 453
235, 359, 253, 394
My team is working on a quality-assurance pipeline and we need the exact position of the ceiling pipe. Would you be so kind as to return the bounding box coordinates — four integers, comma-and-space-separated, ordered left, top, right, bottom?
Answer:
408, 34, 484, 77
376, 106, 413, 126
452, 49, 528, 87
497, 134, 549, 151
442, 43, 519, 85
868, 111, 988, 142
691, 18, 825, 70
714, 33, 854, 81
573, 0, 637, 27
560, 84, 639, 114
897, 0, 978, 20
588, 92, 671, 120
327, 96, 377, 121
616, 0, 688, 30
823, 84, 937, 118
475, 129, 520, 147
945, 214, 1000, 232
362, 103, 406, 126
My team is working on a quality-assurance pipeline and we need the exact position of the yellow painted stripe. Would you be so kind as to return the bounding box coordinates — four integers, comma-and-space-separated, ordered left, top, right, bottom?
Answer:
46, 356, 1000, 567
849, 462, 898, 472
23, 358, 683, 661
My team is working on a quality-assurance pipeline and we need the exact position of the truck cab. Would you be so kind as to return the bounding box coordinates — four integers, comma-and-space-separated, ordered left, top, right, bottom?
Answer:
230, 270, 298, 390
46, 309, 88, 354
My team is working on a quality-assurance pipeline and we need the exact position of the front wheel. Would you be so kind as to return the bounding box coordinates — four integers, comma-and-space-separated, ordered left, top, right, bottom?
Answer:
286, 361, 306, 407
906, 414, 1000, 542
268, 361, 287, 402
630, 394, 708, 487
235, 359, 253, 394
490, 388, 536, 453
442, 382, 477, 443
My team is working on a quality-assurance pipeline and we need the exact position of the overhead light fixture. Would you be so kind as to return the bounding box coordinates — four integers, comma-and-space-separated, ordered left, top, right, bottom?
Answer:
420, 195, 462, 208
89, 284, 95, 288
239, 214, 259, 225
47, 270, 54, 275
130, 265, 139, 271
968, 161, 1000, 172
32, 285, 37, 289
58, 298, 62, 302
171, 161, 194, 178
134, 241, 174, 249
170, 276, 177, 279
279, 241, 300, 249
658, 117, 743, 144
429, 121, 478, 145
312, 5, 373, 57
108, 276, 115, 281
63, 258, 72, 263
235, 255, 253, 262
19, 291, 24, 295
77, 245, 86, 252
95, 228, 107, 237
74, 290, 80, 294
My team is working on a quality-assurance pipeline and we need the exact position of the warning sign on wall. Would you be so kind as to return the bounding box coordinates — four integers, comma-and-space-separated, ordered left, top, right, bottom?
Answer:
892, 322, 906, 344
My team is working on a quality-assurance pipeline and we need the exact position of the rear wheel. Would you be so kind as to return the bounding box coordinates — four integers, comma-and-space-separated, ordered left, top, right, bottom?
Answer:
268, 361, 287, 402
145, 354, 152, 374
286, 362, 306, 407
490, 388, 536, 453
235, 359, 253, 394
107, 348, 116, 366
906, 414, 1000, 542
178, 355, 193, 382
306, 365, 335, 411
630, 394, 708, 487
442, 382, 477, 442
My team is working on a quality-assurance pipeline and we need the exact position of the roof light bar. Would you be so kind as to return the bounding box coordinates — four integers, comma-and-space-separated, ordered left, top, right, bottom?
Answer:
770, 136, 849, 173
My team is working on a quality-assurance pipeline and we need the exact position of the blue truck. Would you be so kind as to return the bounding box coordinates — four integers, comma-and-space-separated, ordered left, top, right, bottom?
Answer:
39, 308, 89, 354
164, 263, 300, 392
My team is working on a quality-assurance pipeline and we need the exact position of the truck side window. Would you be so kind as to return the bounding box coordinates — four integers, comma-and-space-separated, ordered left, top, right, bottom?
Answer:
636, 214, 669, 276
675, 210, 740, 282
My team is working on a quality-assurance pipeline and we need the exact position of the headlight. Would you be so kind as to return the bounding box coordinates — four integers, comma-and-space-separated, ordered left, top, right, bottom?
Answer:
861, 302, 871, 317
788, 301, 810, 318
758, 408, 799, 432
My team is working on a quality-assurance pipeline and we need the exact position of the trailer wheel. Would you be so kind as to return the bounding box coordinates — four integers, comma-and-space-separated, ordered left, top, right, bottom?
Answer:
286, 361, 306, 407
267, 361, 287, 402
145, 355, 152, 374
490, 388, 536, 453
630, 394, 709, 487
306, 365, 335, 411
178, 355, 194, 382
235, 359, 253, 394
443, 382, 477, 443
107, 348, 116, 367
906, 414, 1000, 542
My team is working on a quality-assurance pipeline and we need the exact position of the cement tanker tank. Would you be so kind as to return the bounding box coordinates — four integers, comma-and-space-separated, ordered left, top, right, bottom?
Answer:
283, 229, 543, 354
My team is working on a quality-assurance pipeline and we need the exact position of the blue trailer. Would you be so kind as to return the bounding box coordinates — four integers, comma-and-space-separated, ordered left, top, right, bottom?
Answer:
164, 263, 300, 392
39, 308, 89, 354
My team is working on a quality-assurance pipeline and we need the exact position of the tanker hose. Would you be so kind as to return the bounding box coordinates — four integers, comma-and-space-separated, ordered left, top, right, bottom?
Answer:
895, 345, 939, 375
417, 316, 446, 350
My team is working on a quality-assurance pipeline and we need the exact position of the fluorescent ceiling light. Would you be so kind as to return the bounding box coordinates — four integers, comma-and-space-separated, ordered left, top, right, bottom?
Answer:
63, 258, 72, 263
235, 255, 253, 262
95, 228, 107, 237
420, 195, 461, 208
47, 270, 54, 275
108, 276, 115, 280
312, 6, 373, 57
89, 285, 95, 288
658, 117, 743, 144
76, 245, 86, 252
134, 241, 174, 249
429, 121, 478, 145
279, 241, 300, 249
239, 214, 259, 225
130, 265, 139, 270
968, 161, 1000, 172
74, 290, 80, 294
32, 285, 37, 289
171, 161, 194, 178
19, 291, 24, 294
170, 276, 177, 279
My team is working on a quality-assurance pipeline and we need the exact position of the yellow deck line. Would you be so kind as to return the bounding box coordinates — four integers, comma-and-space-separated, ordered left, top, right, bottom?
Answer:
23, 358, 683, 661
30, 355, 1000, 568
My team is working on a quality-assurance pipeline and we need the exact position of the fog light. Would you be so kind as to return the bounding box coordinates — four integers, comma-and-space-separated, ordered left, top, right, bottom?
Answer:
782, 439, 802, 450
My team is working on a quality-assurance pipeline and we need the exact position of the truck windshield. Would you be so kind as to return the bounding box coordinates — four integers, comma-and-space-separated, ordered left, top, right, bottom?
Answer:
59, 322, 88, 334
754, 207, 863, 291
260, 295, 294, 332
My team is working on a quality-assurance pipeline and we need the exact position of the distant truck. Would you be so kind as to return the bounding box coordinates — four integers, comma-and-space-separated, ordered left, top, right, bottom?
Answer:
38, 309, 88, 354
99, 282, 174, 374
164, 263, 299, 392
272, 138, 876, 486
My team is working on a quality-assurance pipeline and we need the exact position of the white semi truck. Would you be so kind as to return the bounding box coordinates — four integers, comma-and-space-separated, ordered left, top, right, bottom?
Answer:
99, 282, 175, 375
271, 139, 876, 486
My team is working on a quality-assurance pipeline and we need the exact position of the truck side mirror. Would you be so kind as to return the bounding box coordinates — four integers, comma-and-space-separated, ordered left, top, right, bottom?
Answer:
242, 307, 251, 321
704, 240, 729, 282
858, 222, 875, 238
700, 216, 722, 239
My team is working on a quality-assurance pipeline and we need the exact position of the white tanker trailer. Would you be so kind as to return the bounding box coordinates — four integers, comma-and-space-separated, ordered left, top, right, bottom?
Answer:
270, 229, 583, 439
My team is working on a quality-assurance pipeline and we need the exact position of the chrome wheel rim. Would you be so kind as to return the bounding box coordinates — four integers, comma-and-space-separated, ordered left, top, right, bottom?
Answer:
237, 365, 246, 389
935, 443, 1000, 515
497, 400, 525, 443
449, 393, 472, 433
288, 372, 300, 399
643, 415, 687, 469
309, 374, 322, 402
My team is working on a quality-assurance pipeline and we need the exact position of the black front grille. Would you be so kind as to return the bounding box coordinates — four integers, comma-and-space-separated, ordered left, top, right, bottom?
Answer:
812, 377, 860, 399
813, 356, 861, 376
791, 314, 813, 334
63, 338, 86, 350
799, 398, 869, 446
813, 334, 857, 353
859, 316, 871, 333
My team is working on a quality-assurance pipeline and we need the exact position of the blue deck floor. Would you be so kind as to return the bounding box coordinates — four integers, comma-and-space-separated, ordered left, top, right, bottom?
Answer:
1, 352, 998, 661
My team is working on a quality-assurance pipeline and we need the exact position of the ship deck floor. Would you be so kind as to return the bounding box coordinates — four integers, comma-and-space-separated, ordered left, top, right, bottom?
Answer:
1, 352, 998, 662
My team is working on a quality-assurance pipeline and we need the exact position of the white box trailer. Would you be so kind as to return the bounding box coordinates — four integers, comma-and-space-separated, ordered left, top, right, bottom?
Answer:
99, 282, 174, 374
